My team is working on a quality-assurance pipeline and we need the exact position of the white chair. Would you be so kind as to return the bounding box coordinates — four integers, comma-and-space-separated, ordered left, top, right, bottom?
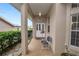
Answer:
41, 36, 52, 49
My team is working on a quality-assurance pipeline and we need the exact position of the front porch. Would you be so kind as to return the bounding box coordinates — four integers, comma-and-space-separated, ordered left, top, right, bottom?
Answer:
28, 38, 53, 56
2, 38, 53, 56
10, 3, 66, 56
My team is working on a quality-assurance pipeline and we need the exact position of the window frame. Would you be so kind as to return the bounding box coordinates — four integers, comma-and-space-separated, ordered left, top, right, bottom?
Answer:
71, 14, 79, 47
72, 3, 79, 8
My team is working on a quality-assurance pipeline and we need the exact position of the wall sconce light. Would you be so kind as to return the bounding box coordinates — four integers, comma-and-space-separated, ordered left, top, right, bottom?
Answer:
39, 12, 41, 16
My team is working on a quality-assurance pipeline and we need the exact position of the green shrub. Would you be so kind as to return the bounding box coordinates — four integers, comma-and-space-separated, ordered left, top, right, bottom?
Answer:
0, 30, 32, 55
0, 31, 21, 55
28, 30, 32, 38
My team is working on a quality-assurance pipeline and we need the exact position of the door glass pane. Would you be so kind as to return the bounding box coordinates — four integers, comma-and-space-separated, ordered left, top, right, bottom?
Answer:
76, 32, 79, 39
76, 38, 79, 47
76, 32, 79, 47
72, 23, 77, 30
48, 25, 50, 32
39, 24, 41, 30
71, 31, 76, 39
78, 15, 79, 22
71, 31, 76, 45
71, 38, 76, 46
41, 24, 44, 33
77, 23, 79, 30
36, 24, 38, 30
72, 16, 77, 22
42, 24, 44, 31
77, 4, 79, 7
72, 4, 77, 8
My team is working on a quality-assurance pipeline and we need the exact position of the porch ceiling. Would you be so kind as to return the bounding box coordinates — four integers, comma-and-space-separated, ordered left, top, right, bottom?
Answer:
28, 3, 52, 16
11, 3, 52, 16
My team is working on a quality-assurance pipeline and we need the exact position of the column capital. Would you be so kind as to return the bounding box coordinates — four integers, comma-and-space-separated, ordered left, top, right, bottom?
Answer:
21, 3, 29, 19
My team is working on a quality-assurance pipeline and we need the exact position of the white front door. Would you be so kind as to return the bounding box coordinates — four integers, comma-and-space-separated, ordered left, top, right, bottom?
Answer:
36, 23, 45, 38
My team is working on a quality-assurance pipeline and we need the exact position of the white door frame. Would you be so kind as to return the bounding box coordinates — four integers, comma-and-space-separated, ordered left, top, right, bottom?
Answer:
36, 23, 45, 38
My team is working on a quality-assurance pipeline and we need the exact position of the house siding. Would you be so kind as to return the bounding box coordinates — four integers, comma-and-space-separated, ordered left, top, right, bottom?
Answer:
0, 19, 14, 32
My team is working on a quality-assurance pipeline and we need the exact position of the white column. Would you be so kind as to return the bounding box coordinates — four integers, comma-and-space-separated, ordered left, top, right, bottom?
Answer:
50, 3, 66, 55
21, 3, 28, 55
32, 17, 35, 39
54, 3, 66, 55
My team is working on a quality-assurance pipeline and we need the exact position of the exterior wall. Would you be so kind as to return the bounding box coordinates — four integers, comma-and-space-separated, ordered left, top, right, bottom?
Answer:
66, 4, 79, 55
0, 19, 14, 32
14, 27, 21, 31
49, 3, 66, 55
32, 16, 48, 38
50, 3, 79, 55
49, 4, 56, 54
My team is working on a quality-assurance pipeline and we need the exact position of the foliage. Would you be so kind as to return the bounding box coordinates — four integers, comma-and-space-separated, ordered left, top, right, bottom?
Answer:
0, 30, 32, 55
0, 31, 21, 55
28, 30, 32, 38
